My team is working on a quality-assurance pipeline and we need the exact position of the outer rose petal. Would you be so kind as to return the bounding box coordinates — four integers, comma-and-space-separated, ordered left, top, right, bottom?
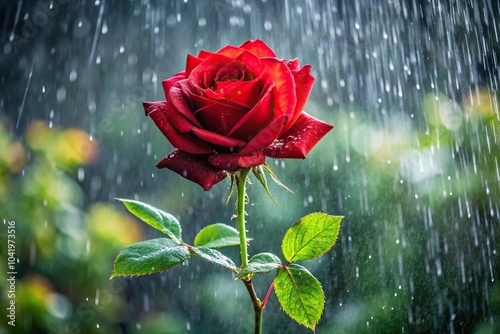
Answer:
186, 54, 204, 77
282, 64, 315, 133
239, 39, 277, 57
286, 58, 301, 71
164, 99, 195, 133
162, 72, 186, 97
143, 101, 213, 154
263, 112, 333, 159
157, 150, 227, 191
208, 151, 266, 172
169, 84, 203, 128
259, 58, 296, 120
197, 50, 213, 59
212, 45, 246, 59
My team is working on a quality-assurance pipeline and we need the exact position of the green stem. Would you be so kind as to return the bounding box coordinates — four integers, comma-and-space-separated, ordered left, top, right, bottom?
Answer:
236, 168, 250, 268
235, 168, 263, 334
243, 279, 263, 334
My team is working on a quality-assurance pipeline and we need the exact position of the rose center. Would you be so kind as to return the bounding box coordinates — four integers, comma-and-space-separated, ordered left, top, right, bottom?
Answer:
212, 61, 254, 88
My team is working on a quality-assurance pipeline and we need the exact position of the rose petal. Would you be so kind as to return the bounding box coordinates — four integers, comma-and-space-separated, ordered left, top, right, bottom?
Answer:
285, 58, 301, 71
143, 101, 155, 116
144, 101, 213, 154
192, 95, 246, 135
239, 115, 287, 155
157, 150, 227, 191
236, 50, 265, 76
191, 127, 247, 147
197, 50, 213, 59
186, 54, 204, 77
214, 60, 255, 82
203, 87, 224, 100
227, 81, 274, 140
281, 64, 315, 133
163, 100, 195, 133
239, 39, 277, 57
203, 61, 228, 88
189, 52, 263, 89
215, 79, 261, 106
213, 45, 246, 59
169, 83, 203, 128
208, 151, 266, 172
189, 53, 233, 87
162, 72, 186, 97
263, 112, 333, 159
259, 58, 296, 120
202, 42, 269, 71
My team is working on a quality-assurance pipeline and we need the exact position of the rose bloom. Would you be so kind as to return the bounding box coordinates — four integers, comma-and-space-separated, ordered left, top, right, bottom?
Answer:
144, 40, 332, 190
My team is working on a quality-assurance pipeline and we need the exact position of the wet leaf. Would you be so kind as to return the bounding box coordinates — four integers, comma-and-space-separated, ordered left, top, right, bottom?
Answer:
110, 238, 189, 278
117, 198, 182, 244
274, 264, 324, 331
190, 246, 238, 273
282, 213, 343, 262
194, 223, 241, 248
239, 252, 281, 277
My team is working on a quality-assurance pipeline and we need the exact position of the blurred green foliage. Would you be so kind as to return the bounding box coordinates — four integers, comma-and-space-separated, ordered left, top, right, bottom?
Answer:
0, 121, 143, 333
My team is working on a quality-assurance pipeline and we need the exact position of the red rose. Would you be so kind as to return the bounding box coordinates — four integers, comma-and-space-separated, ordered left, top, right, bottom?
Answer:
144, 40, 332, 190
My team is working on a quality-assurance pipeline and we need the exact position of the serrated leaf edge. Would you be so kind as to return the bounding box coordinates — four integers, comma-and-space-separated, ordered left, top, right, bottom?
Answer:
284, 213, 343, 263
110, 244, 189, 279
117, 198, 182, 244
275, 265, 325, 331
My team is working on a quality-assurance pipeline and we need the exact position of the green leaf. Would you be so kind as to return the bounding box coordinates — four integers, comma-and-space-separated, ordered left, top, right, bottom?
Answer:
110, 238, 189, 278
190, 246, 238, 273
282, 213, 343, 263
252, 166, 277, 205
117, 198, 182, 244
239, 252, 281, 277
194, 223, 241, 248
274, 264, 324, 330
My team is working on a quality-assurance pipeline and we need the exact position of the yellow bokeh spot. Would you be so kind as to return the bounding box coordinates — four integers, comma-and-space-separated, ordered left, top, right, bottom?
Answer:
25, 121, 100, 168
24, 273, 55, 303
25, 120, 51, 150
58, 128, 99, 166
3, 141, 26, 173
463, 88, 497, 118
88, 203, 143, 247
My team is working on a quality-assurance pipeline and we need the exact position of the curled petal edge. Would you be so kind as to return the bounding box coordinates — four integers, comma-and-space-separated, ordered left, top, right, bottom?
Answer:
263, 112, 333, 159
143, 101, 213, 154
156, 150, 227, 191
